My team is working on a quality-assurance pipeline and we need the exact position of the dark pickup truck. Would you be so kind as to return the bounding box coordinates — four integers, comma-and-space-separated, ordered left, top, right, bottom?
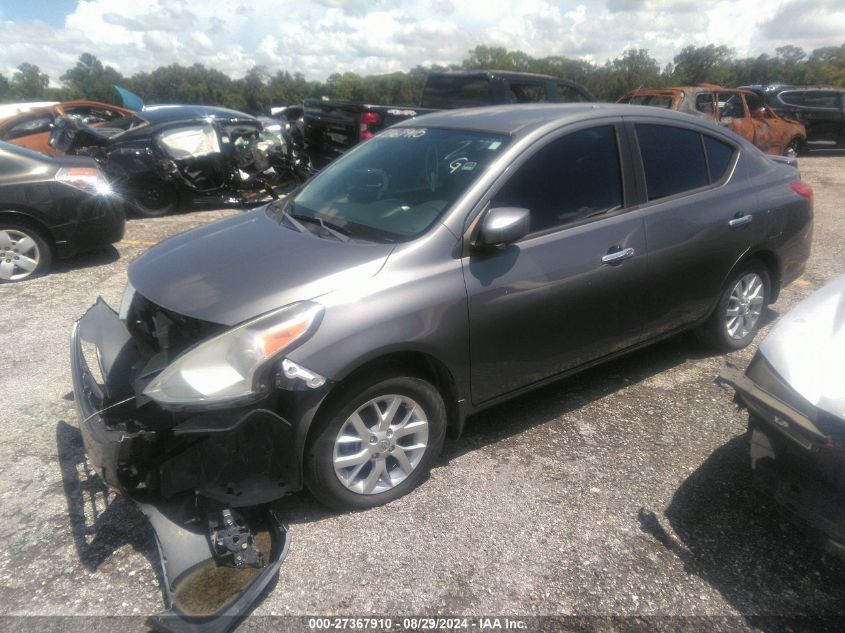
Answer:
301, 70, 596, 170
742, 84, 845, 151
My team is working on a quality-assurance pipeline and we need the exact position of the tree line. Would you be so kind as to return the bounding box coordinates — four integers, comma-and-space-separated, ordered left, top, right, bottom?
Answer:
1, 44, 843, 115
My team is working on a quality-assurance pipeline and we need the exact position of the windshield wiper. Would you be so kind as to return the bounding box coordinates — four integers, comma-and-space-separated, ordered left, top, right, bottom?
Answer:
290, 213, 351, 243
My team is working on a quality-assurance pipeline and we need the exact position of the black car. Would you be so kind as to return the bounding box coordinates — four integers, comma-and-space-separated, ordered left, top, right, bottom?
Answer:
51, 105, 299, 217
70, 104, 813, 630
0, 141, 123, 282
742, 84, 845, 150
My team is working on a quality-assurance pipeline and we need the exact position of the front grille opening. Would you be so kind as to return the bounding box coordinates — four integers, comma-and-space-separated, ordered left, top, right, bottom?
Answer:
126, 292, 225, 357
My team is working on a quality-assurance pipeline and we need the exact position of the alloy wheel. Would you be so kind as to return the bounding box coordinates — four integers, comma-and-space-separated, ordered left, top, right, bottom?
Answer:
332, 394, 429, 495
725, 272, 764, 339
0, 229, 41, 281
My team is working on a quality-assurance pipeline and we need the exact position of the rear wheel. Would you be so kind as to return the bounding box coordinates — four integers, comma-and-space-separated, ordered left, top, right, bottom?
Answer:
698, 262, 770, 351
305, 374, 446, 510
130, 178, 176, 217
0, 222, 52, 282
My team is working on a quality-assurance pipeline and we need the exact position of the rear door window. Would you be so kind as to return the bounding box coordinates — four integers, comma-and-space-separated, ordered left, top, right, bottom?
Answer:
420, 76, 491, 108
493, 125, 623, 234
802, 91, 841, 109
635, 124, 709, 200
557, 83, 589, 102
507, 82, 546, 103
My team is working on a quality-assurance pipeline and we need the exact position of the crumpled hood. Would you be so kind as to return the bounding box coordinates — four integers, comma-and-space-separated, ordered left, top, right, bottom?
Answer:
128, 208, 394, 326
760, 273, 845, 420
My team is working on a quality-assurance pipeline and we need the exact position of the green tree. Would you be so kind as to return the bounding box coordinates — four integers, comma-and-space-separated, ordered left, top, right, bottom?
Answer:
323, 72, 367, 102
592, 48, 662, 100
125, 63, 247, 111
242, 66, 271, 114
0, 73, 9, 101
671, 44, 735, 85
10, 63, 50, 99
60, 53, 126, 103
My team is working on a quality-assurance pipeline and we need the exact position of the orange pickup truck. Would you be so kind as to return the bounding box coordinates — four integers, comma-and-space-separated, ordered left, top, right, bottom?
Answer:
618, 84, 806, 157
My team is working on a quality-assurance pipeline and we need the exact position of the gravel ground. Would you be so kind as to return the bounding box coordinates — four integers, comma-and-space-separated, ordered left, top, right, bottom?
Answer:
1, 155, 844, 632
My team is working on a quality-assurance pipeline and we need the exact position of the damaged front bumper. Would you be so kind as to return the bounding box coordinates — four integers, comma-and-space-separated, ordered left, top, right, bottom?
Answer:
718, 360, 845, 554
69, 298, 315, 631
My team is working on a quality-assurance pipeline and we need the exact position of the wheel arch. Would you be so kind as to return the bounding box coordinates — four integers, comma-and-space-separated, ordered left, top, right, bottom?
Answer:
302, 349, 462, 455
0, 208, 56, 251
742, 249, 782, 303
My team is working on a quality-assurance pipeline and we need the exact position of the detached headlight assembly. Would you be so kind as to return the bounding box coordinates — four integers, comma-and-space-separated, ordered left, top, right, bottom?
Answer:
142, 301, 323, 406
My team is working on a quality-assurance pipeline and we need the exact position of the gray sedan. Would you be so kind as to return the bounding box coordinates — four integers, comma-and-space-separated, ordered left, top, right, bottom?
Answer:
70, 104, 812, 628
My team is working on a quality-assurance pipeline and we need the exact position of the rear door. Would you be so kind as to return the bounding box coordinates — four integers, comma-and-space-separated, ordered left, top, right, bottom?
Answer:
463, 122, 647, 403
717, 91, 755, 144
627, 120, 760, 336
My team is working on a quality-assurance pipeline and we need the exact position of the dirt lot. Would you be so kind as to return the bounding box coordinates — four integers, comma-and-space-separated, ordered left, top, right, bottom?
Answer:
1, 155, 845, 632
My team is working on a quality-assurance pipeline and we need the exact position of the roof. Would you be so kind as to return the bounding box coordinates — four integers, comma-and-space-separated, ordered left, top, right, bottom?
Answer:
623, 85, 739, 97
395, 102, 698, 136
429, 69, 559, 81
139, 105, 258, 124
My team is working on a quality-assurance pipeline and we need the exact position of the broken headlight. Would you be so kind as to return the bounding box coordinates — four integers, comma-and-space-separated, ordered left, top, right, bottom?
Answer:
143, 301, 323, 406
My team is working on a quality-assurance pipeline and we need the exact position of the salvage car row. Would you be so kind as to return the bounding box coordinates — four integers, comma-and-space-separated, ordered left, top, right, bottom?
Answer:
1, 74, 842, 284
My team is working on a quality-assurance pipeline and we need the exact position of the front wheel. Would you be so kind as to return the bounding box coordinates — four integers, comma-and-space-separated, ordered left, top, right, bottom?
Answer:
0, 222, 52, 282
305, 374, 446, 510
698, 263, 770, 351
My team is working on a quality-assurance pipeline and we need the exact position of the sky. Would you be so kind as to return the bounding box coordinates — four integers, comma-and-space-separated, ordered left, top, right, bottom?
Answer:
0, 0, 843, 83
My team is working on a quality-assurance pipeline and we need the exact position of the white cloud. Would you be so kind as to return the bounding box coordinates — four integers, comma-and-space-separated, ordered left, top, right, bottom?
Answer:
0, 0, 842, 84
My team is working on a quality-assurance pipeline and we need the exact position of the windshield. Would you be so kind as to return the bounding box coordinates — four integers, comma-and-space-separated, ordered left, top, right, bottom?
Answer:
285, 127, 509, 243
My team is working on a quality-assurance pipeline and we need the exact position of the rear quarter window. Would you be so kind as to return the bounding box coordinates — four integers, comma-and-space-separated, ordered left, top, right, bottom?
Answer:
703, 135, 735, 182
778, 91, 805, 106
636, 124, 709, 200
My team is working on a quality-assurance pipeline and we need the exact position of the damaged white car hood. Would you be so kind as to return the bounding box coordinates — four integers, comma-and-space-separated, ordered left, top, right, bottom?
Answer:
760, 273, 845, 420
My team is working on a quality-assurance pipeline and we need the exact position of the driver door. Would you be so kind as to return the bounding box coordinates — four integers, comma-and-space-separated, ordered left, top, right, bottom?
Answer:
462, 123, 647, 404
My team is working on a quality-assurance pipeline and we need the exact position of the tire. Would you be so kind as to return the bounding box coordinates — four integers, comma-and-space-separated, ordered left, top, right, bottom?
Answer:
0, 221, 52, 283
129, 178, 176, 218
697, 262, 770, 352
783, 137, 803, 158
304, 373, 447, 510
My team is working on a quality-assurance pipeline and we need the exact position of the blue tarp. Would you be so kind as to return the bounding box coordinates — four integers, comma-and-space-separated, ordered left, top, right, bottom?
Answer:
114, 85, 144, 112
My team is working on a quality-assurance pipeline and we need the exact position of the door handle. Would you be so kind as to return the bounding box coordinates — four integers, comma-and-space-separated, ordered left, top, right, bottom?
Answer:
601, 247, 635, 264
729, 214, 753, 228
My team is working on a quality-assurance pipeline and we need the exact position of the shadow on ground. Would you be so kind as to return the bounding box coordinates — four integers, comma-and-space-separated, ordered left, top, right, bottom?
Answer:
55, 420, 160, 579
277, 329, 729, 524
51, 245, 120, 275
639, 435, 845, 632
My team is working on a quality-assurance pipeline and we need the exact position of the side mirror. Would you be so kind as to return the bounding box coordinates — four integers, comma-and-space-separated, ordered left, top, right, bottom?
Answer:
476, 206, 530, 247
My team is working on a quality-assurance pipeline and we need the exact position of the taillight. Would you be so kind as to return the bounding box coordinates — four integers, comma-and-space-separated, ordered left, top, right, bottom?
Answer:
789, 180, 813, 204
55, 166, 112, 196
359, 111, 381, 141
